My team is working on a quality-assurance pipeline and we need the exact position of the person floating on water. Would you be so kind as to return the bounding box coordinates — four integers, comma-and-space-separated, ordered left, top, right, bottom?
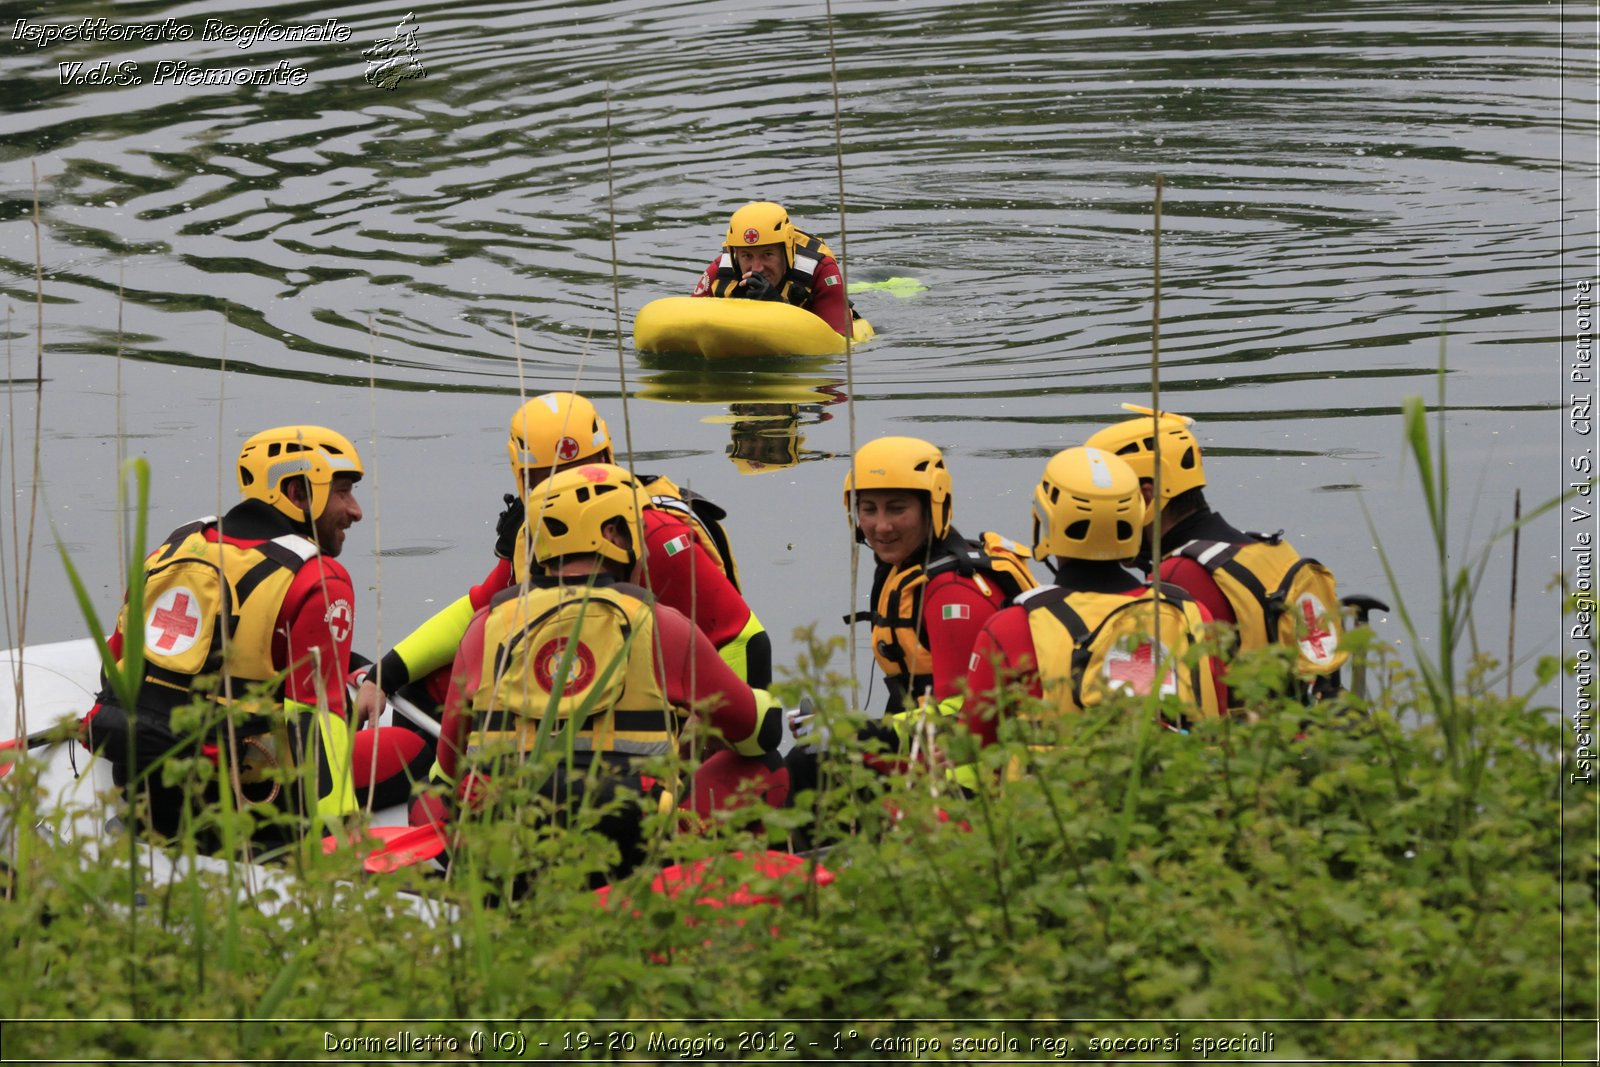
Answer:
692, 200, 855, 337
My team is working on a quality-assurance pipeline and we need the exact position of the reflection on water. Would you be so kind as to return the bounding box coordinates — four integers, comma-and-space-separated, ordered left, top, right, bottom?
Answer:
721, 403, 837, 476
637, 359, 844, 476
0, 0, 1578, 682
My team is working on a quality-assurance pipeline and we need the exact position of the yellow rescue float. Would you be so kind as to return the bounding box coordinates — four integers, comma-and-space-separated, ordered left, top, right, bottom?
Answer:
633, 297, 874, 360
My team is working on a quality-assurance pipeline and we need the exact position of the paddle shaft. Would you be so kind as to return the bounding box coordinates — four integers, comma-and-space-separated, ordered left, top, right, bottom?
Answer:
1, 724, 70, 755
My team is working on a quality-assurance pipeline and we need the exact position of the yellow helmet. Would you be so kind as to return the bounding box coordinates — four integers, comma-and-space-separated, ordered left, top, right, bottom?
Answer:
842, 436, 954, 540
236, 425, 363, 523
1031, 447, 1145, 562
527, 463, 649, 567
724, 201, 796, 269
1083, 406, 1205, 505
506, 392, 613, 488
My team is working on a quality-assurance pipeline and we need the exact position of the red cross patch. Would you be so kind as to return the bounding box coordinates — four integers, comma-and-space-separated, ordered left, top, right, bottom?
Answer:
1297, 595, 1336, 665
146, 588, 203, 654
555, 436, 581, 462
325, 598, 353, 644
742, 227, 761, 244
534, 637, 596, 696
1104, 641, 1177, 697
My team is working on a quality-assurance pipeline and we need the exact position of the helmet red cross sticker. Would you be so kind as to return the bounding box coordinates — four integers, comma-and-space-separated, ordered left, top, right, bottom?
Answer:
555, 436, 581, 462
742, 227, 761, 244
1297, 595, 1336, 665
534, 637, 596, 696
146, 588, 203, 654
325, 598, 353, 644
1104, 641, 1178, 697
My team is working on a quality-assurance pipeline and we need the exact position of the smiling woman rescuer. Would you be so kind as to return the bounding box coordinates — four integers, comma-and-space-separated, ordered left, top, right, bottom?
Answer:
785, 436, 1036, 800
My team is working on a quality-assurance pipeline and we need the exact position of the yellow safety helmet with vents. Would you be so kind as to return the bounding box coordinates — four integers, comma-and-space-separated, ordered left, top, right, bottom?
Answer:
1032, 447, 1145, 562
507, 392, 614, 488
1083, 406, 1206, 505
236, 425, 363, 523
724, 201, 796, 269
527, 463, 649, 568
842, 436, 954, 540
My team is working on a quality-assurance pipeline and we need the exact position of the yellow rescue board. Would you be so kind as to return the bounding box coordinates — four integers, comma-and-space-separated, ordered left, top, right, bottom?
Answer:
633, 297, 874, 359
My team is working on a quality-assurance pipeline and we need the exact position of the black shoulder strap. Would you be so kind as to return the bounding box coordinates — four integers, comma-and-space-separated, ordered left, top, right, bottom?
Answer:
232, 538, 315, 607
154, 519, 213, 562
1216, 557, 1271, 611
1038, 591, 1092, 646
924, 530, 1029, 603
610, 579, 656, 605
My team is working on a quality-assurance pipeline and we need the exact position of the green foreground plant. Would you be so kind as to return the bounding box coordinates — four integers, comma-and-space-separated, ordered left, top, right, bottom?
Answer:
1, 633, 1590, 1059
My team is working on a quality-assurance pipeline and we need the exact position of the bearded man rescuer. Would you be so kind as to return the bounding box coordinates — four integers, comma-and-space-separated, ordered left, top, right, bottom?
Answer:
84, 425, 416, 841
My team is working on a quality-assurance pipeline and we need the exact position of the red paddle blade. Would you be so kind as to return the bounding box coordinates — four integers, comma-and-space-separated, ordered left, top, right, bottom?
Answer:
320, 824, 421, 856
0, 734, 42, 779
363, 824, 448, 874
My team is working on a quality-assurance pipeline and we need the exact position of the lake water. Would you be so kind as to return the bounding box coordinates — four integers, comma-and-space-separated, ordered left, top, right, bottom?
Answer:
2, 0, 1591, 706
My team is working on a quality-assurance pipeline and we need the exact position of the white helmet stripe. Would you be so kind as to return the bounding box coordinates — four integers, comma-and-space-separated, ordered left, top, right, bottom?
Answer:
1085, 448, 1114, 488
265, 457, 314, 486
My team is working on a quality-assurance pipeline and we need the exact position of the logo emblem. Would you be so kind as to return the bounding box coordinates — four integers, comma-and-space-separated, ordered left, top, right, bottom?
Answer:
1296, 594, 1337, 665
742, 227, 761, 245
146, 588, 203, 654
325, 598, 353, 643
363, 11, 426, 90
533, 637, 596, 696
554, 436, 581, 462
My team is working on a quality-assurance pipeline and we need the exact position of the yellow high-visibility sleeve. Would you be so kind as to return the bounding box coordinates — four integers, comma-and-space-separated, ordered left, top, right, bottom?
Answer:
392, 594, 478, 680
716, 611, 766, 684
730, 687, 779, 758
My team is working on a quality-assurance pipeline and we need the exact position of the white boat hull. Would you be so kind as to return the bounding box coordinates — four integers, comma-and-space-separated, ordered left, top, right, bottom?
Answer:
1, 639, 450, 921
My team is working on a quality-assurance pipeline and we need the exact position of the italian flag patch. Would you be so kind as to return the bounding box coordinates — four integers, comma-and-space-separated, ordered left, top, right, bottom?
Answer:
663, 534, 692, 556
941, 604, 970, 620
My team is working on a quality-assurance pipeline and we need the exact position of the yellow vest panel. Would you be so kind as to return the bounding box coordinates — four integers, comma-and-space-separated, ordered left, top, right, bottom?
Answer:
469, 580, 677, 759
124, 519, 318, 701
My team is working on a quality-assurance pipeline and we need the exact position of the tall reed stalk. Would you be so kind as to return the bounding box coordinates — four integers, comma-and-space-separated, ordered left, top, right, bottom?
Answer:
1368, 356, 1572, 848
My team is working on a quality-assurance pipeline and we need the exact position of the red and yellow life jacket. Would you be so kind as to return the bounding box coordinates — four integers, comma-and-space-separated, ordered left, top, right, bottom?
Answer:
121, 518, 318, 712
1169, 532, 1347, 680
640, 475, 742, 591
862, 531, 1036, 698
467, 578, 677, 764
1022, 583, 1223, 728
